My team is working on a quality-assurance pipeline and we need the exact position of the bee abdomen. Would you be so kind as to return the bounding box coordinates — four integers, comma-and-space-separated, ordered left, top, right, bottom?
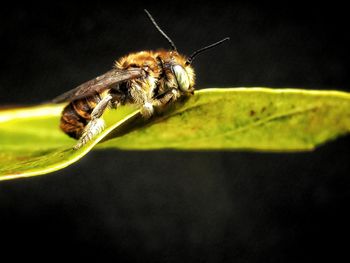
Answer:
60, 94, 101, 139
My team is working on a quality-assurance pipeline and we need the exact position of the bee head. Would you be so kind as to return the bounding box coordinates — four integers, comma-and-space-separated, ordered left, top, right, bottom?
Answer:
145, 9, 229, 92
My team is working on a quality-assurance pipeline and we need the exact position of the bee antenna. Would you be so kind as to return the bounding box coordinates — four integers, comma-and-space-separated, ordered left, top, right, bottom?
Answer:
186, 37, 230, 65
144, 9, 177, 51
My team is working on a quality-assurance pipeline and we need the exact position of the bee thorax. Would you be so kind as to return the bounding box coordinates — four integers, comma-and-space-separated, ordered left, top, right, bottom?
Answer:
129, 76, 157, 105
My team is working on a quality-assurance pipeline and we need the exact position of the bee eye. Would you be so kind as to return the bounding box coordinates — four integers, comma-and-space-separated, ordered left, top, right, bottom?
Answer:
172, 65, 190, 92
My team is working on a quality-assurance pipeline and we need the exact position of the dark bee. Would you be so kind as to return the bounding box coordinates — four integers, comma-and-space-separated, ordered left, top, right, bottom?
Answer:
54, 10, 229, 149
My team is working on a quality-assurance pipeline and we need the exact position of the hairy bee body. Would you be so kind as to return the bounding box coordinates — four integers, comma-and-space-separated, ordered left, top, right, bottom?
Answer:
116, 50, 195, 109
58, 50, 195, 148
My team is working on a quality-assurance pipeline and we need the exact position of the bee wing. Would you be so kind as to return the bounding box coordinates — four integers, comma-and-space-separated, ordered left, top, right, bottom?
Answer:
53, 68, 143, 103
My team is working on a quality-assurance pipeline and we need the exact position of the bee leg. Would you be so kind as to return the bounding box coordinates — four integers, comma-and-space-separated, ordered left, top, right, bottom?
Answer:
153, 88, 180, 107
139, 89, 180, 119
74, 94, 113, 150
140, 101, 154, 118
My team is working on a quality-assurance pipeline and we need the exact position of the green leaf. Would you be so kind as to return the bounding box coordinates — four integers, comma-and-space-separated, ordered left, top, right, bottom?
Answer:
1, 88, 350, 181
0, 104, 139, 181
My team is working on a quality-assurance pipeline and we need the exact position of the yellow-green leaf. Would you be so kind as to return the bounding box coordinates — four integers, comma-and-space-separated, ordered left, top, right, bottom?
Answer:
1, 88, 350, 181
99, 88, 350, 151
0, 104, 139, 181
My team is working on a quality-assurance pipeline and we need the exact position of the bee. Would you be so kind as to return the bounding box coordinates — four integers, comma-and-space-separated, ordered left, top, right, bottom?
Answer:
54, 9, 229, 149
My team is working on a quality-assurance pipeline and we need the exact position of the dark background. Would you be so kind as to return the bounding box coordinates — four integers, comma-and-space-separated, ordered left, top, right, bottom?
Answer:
0, 1, 349, 262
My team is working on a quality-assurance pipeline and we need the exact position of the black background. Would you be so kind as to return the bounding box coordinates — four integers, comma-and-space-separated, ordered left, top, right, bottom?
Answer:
0, 1, 349, 262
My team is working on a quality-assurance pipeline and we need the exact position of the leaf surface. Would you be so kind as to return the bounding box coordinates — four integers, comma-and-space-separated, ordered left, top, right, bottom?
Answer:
1, 88, 350, 181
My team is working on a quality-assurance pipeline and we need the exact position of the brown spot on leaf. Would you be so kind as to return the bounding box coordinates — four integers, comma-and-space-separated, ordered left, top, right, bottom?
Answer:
250, 110, 256, 116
